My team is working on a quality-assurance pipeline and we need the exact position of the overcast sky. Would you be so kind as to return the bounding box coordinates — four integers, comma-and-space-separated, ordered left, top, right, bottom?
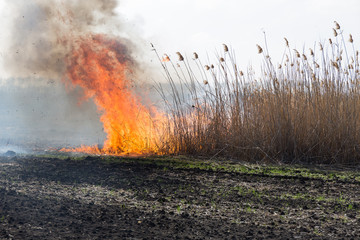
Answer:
117, 0, 360, 71
0, 0, 359, 77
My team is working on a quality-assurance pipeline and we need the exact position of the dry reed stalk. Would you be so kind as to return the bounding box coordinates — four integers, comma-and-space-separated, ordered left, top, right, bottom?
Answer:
154, 23, 360, 164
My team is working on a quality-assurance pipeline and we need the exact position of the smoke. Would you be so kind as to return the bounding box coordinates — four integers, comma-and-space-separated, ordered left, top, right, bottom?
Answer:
0, 0, 152, 150
2, 0, 133, 79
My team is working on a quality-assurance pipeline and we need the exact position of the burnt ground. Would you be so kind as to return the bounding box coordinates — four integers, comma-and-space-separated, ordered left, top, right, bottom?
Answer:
0, 155, 360, 239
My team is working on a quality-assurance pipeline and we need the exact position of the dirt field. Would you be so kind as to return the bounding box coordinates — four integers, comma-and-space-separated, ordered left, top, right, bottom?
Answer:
0, 155, 360, 239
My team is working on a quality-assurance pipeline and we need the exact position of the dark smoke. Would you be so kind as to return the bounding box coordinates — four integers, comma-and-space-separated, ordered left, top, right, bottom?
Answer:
0, 0, 147, 151
4, 0, 128, 79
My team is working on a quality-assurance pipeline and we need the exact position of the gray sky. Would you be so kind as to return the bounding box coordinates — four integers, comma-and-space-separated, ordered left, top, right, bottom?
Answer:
0, 0, 359, 77
117, 0, 360, 71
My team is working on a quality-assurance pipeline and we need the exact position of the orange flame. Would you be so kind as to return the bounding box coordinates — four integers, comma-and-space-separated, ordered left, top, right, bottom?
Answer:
61, 34, 165, 155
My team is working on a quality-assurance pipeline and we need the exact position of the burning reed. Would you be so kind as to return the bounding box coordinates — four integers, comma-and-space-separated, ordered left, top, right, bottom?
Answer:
155, 24, 360, 164
63, 34, 166, 155
4, 2, 360, 163
2, 0, 166, 155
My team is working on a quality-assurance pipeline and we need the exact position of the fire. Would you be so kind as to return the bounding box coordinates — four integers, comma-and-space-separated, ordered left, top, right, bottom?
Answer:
61, 34, 165, 155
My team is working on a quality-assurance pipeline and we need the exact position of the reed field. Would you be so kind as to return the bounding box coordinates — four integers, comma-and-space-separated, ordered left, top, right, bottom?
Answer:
154, 22, 360, 164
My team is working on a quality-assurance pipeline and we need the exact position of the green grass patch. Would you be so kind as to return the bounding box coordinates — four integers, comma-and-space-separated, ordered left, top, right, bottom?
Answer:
31, 153, 360, 183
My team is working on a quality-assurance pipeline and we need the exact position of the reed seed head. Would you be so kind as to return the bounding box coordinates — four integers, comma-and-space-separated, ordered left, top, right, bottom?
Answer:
256, 44, 263, 54
294, 49, 300, 58
205, 65, 210, 70
284, 38, 289, 47
315, 62, 320, 68
349, 34, 354, 43
211, 64, 214, 69
203, 80, 208, 85
223, 44, 229, 52
239, 71, 244, 76
302, 54, 307, 61
333, 28, 338, 37
193, 52, 198, 59
220, 57, 225, 62
334, 21, 340, 30
331, 60, 339, 70
176, 52, 184, 61
309, 48, 314, 56
329, 38, 333, 45
319, 43, 323, 51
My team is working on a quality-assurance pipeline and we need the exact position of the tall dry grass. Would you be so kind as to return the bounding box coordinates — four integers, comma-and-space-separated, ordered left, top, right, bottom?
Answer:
154, 23, 360, 164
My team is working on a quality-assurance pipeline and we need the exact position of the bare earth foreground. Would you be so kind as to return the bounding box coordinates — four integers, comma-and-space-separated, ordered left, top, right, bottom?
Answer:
0, 155, 360, 239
